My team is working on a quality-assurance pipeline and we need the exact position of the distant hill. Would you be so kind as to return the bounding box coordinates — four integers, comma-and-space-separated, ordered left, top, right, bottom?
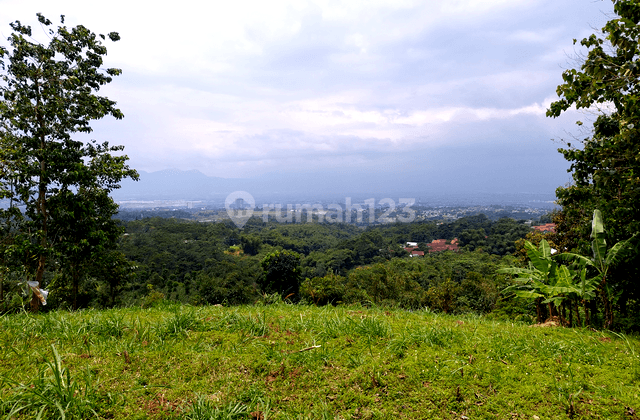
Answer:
112, 169, 245, 201
111, 169, 412, 203
111, 168, 558, 209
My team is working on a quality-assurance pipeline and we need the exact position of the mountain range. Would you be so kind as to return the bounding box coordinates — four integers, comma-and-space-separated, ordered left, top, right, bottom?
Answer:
111, 169, 558, 209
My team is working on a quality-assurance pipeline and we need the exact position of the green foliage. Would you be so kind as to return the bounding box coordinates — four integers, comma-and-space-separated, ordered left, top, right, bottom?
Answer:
345, 259, 427, 308
425, 278, 461, 313
378, 215, 530, 256
0, 14, 137, 311
0, 268, 26, 313
1, 344, 112, 419
500, 239, 587, 324
300, 272, 347, 305
240, 234, 261, 256
141, 286, 167, 309
556, 209, 638, 328
547, 0, 640, 313
260, 249, 302, 298
485, 218, 532, 255
181, 397, 248, 420
90, 251, 137, 308
457, 271, 500, 313
251, 222, 359, 256
157, 309, 203, 339
196, 271, 259, 306
303, 252, 510, 313
111, 213, 533, 311
107, 215, 532, 320
302, 248, 356, 278
116, 218, 262, 306
490, 295, 537, 323
502, 210, 637, 328
458, 228, 487, 251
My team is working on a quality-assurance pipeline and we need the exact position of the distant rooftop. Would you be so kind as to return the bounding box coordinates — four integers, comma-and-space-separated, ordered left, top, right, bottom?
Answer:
532, 223, 556, 233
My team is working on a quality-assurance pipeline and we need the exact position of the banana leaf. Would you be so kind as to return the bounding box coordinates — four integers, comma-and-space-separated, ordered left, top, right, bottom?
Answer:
590, 209, 607, 269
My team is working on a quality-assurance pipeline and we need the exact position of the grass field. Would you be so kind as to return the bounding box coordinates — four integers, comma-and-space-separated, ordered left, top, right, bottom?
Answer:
1, 303, 639, 419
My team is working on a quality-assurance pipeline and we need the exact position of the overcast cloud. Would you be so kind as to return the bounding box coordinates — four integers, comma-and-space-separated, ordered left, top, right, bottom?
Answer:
0, 0, 614, 195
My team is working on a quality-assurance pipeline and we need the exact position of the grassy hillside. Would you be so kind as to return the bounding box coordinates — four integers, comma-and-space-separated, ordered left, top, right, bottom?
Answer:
1, 303, 639, 419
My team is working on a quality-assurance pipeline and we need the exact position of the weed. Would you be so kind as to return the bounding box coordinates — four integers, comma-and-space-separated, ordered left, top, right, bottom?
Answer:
346, 352, 366, 368
158, 310, 202, 339
221, 311, 269, 337
387, 330, 411, 358
318, 314, 352, 339
181, 396, 248, 420
553, 378, 583, 418
1, 345, 111, 419
349, 315, 388, 338
613, 331, 640, 381
91, 312, 128, 339
410, 325, 461, 348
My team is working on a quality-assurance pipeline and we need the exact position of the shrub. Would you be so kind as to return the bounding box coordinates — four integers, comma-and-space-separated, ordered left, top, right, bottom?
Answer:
300, 273, 347, 305
344, 261, 427, 309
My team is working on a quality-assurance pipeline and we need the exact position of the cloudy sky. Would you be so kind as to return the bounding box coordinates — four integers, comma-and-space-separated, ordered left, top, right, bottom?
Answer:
0, 0, 614, 195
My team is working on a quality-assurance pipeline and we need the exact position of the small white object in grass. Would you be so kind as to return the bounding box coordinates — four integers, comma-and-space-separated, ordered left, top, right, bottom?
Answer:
27, 281, 49, 305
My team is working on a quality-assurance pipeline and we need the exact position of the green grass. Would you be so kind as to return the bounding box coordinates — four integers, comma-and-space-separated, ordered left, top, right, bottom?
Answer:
1, 304, 639, 419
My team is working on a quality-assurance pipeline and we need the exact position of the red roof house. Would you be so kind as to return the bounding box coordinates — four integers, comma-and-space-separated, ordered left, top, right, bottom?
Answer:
427, 238, 460, 253
533, 223, 556, 233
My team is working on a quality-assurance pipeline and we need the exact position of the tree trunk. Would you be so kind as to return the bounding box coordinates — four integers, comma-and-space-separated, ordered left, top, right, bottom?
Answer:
585, 303, 590, 327
620, 289, 628, 317
30, 291, 40, 313
600, 277, 614, 329
31, 257, 46, 313
589, 298, 598, 327
536, 297, 543, 323
71, 267, 80, 311
110, 282, 116, 308
32, 81, 47, 313
73, 276, 78, 311
560, 302, 567, 326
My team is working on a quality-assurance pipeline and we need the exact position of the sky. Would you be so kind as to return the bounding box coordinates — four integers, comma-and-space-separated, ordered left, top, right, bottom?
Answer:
0, 0, 616, 196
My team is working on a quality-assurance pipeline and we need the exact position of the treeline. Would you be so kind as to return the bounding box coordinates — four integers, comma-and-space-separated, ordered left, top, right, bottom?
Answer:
2, 214, 535, 316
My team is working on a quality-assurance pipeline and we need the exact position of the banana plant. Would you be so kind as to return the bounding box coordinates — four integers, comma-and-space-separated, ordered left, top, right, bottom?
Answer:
555, 209, 637, 328
500, 237, 599, 325
500, 239, 572, 323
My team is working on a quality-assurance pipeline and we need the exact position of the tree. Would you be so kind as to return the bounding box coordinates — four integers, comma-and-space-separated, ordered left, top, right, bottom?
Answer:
260, 250, 302, 298
500, 239, 591, 325
458, 229, 487, 251
240, 234, 262, 256
0, 14, 137, 310
48, 187, 126, 309
547, 0, 640, 314
502, 210, 636, 328
556, 210, 637, 328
